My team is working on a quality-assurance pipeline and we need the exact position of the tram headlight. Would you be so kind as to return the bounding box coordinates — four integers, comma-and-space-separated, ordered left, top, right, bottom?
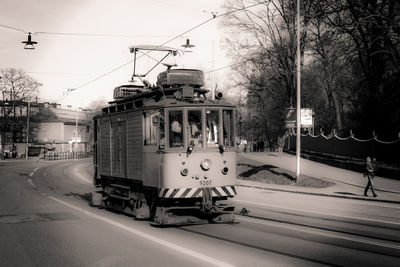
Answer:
222, 167, 229, 175
181, 168, 189, 176
200, 159, 212, 171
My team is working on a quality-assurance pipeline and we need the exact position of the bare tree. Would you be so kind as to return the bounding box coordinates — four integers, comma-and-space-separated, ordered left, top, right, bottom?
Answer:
0, 68, 41, 159
222, 0, 400, 139
221, 0, 313, 142
320, 0, 400, 137
305, 10, 356, 131
0, 68, 41, 102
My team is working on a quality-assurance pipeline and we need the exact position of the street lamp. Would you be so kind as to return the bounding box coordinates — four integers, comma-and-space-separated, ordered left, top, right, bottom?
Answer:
26, 101, 30, 158
181, 38, 195, 53
22, 32, 38, 50
74, 107, 82, 154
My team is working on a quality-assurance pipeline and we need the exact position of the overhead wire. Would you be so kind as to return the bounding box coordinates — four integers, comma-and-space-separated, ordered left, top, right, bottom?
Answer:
35, 31, 173, 39
1, 1, 266, 102
205, 63, 239, 74
0, 24, 26, 33
59, 1, 265, 102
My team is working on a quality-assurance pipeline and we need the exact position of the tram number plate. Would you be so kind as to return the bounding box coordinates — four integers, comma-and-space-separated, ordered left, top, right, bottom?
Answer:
200, 180, 212, 186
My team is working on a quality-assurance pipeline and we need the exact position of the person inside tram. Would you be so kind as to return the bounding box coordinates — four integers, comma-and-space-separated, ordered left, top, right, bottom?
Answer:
207, 120, 216, 143
190, 120, 200, 138
188, 116, 202, 147
206, 110, 219, 145
170, 113, 183, 147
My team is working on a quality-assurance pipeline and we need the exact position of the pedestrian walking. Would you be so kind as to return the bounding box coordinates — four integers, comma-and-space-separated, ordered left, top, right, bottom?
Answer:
260, 140, 264, 152
363, 156, 377, 197
277, 136, 284, 155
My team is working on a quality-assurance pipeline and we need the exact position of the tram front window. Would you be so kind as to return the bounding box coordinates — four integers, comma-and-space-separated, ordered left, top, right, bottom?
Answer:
188, 110, 203, 148
169, 110, 183, 148
223, 109, 235, 147
206, 109, 220, 148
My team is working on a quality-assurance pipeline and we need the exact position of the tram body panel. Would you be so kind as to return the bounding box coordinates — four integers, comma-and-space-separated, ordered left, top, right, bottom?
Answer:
96, 110, 144, 182
143, 148, 161, 187
91, 56, 237, 224
159, 151, 236, 189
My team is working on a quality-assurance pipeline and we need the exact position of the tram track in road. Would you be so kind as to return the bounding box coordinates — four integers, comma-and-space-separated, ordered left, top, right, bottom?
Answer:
178, 223, 341, 267
231, 199, 400, 244
178, 211, 400, 266
236, 213, 400, 254
27, 159, 95, 202
23, 160, 400, 266
231, 208, 400, 245
229, 199, 400, 258
232, 199, 400, 228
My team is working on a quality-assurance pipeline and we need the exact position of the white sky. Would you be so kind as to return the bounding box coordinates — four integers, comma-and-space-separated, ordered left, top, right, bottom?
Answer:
0, 0, 232, 108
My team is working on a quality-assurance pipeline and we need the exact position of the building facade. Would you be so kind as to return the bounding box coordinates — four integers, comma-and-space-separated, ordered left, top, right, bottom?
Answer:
0, 100, 92, 158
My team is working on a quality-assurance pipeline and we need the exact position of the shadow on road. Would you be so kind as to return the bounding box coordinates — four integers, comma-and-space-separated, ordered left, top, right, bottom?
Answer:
64, 192, 92, 203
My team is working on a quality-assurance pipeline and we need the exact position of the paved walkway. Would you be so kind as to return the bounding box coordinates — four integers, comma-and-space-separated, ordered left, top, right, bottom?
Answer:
237, 152, 400, 204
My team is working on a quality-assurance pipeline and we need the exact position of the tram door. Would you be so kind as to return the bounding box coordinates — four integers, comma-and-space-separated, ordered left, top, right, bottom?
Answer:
111, 121, 127, 178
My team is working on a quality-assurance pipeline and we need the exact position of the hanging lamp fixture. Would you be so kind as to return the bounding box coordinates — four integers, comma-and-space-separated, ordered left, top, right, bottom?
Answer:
181, 38, 195, 53
22, 32, 37, 49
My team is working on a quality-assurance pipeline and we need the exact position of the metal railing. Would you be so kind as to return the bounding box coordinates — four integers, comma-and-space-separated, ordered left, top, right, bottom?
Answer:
41, 151, 92, 160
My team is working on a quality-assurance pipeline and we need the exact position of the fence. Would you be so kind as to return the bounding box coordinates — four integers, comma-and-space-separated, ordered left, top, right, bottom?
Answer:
287, 132, 400, 165
286, 132, 400, 179
40, 151, 92, 160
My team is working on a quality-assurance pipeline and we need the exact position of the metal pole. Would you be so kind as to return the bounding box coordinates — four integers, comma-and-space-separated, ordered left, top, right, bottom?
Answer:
75, 109, 78, 154
296, 0, 301, 181
211, 40, 215, 100
26, 101, 30, 159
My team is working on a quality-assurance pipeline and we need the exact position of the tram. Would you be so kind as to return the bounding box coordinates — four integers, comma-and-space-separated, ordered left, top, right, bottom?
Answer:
92, 46, 237, 225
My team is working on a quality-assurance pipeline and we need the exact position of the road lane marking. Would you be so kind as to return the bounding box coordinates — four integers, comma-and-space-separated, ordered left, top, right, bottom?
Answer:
28, 167, 41, 177
28, 178, 37, 189
72, 165, 91, 184
233, 199, 400, 226
47, 184, 57, 190
238, 216, 400, 250
27, 167, 41, 189
48, 196, 235, 267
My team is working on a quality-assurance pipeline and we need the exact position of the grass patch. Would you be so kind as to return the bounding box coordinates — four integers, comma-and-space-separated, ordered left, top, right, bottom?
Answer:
237, 156, 335, 188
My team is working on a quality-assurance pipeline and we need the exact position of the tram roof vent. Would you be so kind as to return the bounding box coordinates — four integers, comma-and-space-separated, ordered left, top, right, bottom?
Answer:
113, 84, 145, 100
182, 86, 194, 98
157, 69, 204, 88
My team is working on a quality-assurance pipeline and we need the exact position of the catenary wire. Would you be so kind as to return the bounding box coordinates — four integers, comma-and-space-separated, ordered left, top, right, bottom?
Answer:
1, 1, 266, 102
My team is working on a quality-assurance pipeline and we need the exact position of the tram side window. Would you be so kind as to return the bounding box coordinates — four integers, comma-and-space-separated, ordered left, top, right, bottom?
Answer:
223, 110, 235, 147
159, 111, 165, 147
206, 109, 220, 148
188, 110, 203, 148
144, 112, 157, 145
169, 110, 183, 148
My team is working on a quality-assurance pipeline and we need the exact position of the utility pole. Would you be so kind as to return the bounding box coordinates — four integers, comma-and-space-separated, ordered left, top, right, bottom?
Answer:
211, 40, 215, 100
296, 0, 301, 182
26, 101, 30, 159
75, 109, 78, 154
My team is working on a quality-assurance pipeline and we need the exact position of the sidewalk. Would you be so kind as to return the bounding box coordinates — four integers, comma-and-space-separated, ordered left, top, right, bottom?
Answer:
237, 152, 400, 204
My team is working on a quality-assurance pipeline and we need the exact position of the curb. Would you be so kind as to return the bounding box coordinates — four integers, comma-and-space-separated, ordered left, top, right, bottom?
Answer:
237, 184, 400, 205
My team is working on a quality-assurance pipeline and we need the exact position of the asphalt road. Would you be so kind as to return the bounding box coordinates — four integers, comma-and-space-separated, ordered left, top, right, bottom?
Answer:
0, 159, 399, 267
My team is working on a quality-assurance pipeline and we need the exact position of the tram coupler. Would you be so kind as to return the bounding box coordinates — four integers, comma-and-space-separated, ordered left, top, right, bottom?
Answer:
202, 188, 213, 213
152, 196, 235, 226
153, 206, 208, 226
